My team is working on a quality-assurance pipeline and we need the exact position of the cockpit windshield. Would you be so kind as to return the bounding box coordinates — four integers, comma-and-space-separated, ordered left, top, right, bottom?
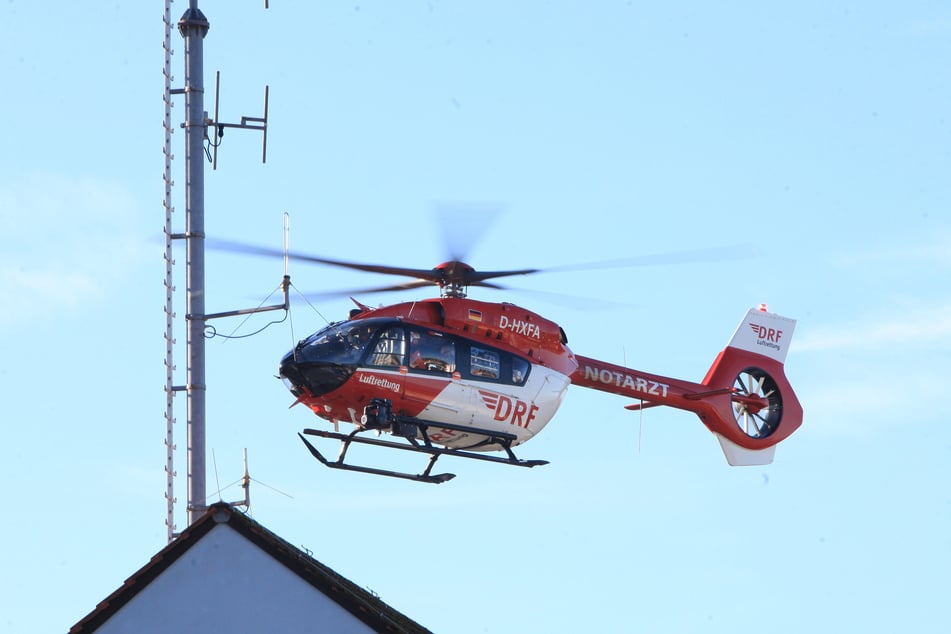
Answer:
294, 320, 381, 366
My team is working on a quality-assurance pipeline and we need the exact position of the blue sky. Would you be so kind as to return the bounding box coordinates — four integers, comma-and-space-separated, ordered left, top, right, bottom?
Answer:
2, 1, 950, 632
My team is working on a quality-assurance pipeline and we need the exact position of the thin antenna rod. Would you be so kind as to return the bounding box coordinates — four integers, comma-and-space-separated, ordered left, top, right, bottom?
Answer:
233, 448, 251, 509
283, 212, 290, 277
261, 85, 270, 163
212, 71, 221, 170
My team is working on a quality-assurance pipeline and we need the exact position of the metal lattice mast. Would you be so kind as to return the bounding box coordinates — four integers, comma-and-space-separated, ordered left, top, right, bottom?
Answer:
162, 0, 178, 543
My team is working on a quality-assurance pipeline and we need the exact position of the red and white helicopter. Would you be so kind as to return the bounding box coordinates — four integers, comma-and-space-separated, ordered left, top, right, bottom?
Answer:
226, 233, 803, 483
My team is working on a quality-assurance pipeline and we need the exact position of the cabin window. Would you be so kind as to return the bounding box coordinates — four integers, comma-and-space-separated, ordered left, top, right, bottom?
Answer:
367, 327, 406, 367
462, 342, 531, 386
512, 357, 529, 385
470, 347, 500, 379
409, 331, 456, 373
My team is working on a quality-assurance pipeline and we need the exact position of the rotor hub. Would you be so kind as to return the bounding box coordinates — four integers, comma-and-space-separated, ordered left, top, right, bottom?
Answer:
434, 261, 475, 298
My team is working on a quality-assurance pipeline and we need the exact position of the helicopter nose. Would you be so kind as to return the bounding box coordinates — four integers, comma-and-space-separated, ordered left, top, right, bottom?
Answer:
278, 354, 307, 396
279, 350, 355, 398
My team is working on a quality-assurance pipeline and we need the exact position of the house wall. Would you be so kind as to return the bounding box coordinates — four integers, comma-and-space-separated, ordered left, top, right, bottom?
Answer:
95, 524, 377, 634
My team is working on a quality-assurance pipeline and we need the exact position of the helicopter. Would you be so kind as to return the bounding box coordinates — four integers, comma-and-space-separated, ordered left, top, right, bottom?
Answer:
218, 231, 803, 484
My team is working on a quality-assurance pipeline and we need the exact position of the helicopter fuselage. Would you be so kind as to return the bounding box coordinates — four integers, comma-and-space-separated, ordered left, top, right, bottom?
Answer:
279, 298, 577, 450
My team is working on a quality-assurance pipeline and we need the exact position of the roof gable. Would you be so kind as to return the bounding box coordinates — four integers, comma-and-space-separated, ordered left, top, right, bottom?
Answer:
70, 504, 432, 634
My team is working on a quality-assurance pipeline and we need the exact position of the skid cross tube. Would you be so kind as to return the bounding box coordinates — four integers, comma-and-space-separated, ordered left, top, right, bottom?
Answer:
298, 432, 454, 484
299, 417, 548, 484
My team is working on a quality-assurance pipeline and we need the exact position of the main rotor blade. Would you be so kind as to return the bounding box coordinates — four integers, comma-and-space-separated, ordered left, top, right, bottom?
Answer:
465, 268, 539, 283
300, 280, 435, 300
210, 238, 537, 285
300, 278, 514, 301
209, 238, 442, 281
433, 200, 506, 262
209, 238, 756, 298
540, 244, 759, 273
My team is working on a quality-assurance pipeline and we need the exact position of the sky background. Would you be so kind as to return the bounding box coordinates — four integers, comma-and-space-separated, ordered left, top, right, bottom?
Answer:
2, 1, 950, 632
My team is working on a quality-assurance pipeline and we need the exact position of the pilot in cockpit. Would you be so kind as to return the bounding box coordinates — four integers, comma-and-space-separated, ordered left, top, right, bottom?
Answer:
411, 339, 455, 373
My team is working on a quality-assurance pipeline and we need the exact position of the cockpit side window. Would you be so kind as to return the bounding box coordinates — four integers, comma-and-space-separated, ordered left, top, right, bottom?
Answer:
367, 327, 407, 367
409, 330, 456, 373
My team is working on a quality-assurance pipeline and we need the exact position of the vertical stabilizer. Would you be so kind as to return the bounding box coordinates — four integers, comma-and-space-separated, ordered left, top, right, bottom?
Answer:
726, 306, 797, 364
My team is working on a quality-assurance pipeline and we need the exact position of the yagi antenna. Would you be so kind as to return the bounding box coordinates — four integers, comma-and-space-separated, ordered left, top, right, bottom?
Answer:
209, 70, 269, 170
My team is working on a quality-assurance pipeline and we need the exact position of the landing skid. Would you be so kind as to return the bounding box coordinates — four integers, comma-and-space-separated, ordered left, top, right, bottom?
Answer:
298, 416, 549, 484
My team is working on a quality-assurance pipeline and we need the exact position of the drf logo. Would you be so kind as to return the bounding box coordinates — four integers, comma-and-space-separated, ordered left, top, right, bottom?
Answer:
479, 390, 539, 428
750, 323, 783, 343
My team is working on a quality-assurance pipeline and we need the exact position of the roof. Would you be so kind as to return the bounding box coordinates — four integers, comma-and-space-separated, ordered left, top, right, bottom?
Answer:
70, 503, 433, 634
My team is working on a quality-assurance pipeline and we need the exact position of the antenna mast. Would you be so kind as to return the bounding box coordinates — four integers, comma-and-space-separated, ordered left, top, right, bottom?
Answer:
164, 0, 275, 540
179, 0, 210, 528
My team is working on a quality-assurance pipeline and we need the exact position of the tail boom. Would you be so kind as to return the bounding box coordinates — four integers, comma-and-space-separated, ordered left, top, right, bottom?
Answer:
569, 307, 803, 465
